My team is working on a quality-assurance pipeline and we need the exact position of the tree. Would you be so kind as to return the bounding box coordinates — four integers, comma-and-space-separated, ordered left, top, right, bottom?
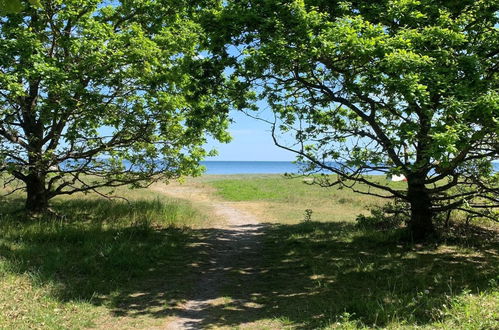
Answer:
0, 0, 231, 214
213, 0, 498, 240
0, 0, 24, 14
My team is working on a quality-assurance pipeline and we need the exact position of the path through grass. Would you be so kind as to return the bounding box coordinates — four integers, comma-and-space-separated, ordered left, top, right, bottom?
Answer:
1, 176, 498, 329
199, 175, 499, 329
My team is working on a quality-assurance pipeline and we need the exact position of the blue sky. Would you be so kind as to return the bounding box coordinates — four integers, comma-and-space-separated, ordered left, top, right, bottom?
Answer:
204, 110, 296, 161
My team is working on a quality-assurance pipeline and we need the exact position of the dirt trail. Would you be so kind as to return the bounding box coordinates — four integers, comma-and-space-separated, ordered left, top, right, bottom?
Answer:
151, 183, 265, 329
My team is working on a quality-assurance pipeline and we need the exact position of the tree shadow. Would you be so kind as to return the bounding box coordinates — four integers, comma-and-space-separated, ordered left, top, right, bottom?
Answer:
198, 221, 498, 328
109, 223, 270, 327
103, 221, 499, 328
0, 197, 207, 309
1, 198, 497, 328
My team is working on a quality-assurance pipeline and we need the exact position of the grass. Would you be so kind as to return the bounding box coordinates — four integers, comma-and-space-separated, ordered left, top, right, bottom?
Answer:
198, 175, 499, 329
203, 174, 404, 223
254, 222, 498, 329
1, 175, 498, 329
0, 185, 212, 329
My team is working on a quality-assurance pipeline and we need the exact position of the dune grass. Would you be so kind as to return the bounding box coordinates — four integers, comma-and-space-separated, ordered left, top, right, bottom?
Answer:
0, 186, 211, 329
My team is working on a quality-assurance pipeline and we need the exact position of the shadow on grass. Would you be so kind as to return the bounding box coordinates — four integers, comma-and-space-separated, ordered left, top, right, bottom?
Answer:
0, 197, 207, 310
242, 222, 499, 328
1, 198, 498, 328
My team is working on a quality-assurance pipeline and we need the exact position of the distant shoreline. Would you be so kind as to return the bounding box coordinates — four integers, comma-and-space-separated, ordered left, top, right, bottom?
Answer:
199, 161, 499, 175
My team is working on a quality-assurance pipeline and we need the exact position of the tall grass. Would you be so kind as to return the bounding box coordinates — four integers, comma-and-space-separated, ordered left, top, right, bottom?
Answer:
0, 189, 210, 329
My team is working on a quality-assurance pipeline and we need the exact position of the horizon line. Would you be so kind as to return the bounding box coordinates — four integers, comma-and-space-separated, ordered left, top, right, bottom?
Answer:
202, 160, 295, 162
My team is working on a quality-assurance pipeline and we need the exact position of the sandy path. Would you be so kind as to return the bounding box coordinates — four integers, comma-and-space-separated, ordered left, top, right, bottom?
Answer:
151, 183, 265, 329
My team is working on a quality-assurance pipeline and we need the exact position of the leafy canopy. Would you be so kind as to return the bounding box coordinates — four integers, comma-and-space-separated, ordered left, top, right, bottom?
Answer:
0, 0, 231, 200
212, 0, 498, 225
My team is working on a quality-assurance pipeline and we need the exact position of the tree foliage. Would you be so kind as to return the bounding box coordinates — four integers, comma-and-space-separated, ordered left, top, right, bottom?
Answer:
213, 0, 499, 239
0, 0, 23, 14
0, 0, 231, 213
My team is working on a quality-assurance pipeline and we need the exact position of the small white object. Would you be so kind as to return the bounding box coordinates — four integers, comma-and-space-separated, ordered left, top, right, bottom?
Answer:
391, 174, 407, 182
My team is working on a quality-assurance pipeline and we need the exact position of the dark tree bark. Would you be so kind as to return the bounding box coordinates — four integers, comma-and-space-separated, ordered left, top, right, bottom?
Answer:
407, 175, 435, 241
23, 98, 49, 213
25, 172, 49, 214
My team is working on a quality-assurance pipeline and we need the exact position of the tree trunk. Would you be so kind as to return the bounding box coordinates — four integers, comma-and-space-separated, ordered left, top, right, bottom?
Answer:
25, 173, 49, 214
407, 177, 435, 241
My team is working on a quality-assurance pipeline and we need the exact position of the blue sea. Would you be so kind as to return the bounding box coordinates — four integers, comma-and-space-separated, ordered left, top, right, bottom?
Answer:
200, 161, 300, 174
200, 161, 499, 175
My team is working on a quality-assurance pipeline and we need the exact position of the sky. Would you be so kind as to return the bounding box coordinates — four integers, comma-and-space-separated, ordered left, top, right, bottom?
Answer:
204, 110, 296, 161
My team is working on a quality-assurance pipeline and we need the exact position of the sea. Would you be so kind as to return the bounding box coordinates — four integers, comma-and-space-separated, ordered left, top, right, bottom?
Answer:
200, 161, 499, 175
200, 161, 300, 175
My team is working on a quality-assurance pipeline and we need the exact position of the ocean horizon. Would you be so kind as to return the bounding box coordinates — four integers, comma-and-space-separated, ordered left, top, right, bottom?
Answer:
200, 161, 301, 175
200, 161, 499, 175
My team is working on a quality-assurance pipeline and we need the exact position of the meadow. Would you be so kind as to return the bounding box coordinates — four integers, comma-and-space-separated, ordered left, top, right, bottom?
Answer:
0, 175, 497, 329
200, 174, 403, 223
197, 175, 499, 328
0, 186, 213, 329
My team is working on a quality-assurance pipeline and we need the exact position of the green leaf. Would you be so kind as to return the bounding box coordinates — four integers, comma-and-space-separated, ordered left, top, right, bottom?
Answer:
28, 0, 41, 8
0, 0, 23, 13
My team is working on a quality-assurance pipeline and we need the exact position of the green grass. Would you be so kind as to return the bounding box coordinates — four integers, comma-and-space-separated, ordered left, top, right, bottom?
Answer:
207, 175, 405, 202
200, 175, 499, 329
204, 175, 405, 223
1, 176, 498, 329
0, 187, 212, 329
261, 222, 498, 329
206, 222, 499, 329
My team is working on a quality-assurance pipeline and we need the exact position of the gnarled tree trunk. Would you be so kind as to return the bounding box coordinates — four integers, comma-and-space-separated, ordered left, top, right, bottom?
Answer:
407, 175, 435, 241
25, 172, 49, 214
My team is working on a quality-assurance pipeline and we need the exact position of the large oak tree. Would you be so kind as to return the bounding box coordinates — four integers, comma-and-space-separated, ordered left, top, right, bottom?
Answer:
0, 0, 231, 213
213, 0, 498, 239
